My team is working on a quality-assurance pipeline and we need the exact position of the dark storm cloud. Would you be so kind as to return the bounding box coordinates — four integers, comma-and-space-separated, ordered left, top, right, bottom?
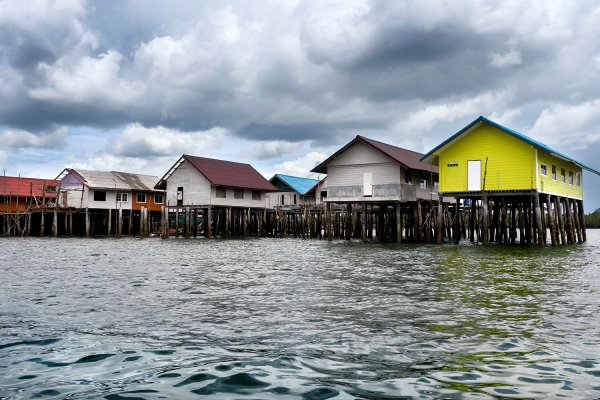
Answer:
1, 0, 600, 176
237, 120, 387, 144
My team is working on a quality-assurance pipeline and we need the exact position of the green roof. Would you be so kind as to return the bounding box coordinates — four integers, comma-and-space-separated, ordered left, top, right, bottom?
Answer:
419, 116, 600, 176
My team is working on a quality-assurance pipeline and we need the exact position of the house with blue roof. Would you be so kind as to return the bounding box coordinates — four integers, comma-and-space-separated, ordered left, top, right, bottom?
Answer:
419, 116, 600, 245
266, 174, 320, 208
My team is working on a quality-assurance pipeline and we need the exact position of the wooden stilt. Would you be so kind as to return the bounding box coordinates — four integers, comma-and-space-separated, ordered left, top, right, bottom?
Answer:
555, 197, 566, 245
545, 196, 556, 246
577, 200, 587, 242
534, 193, 544, 247
206, 206, 212, 238
395, 203, 402, 243
564, 198, 575, 244
572, 200, 582, 244
52, 209, 58, 237
481, 195, 488, 245
40, 209, 45, 237
118, 207, 123, 238
107, 208, 112, 237
500, 198, 508, 245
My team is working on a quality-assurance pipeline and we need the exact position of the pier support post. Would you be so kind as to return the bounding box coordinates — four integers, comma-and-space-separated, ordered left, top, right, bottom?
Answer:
564, 198, 575, 244
500, 198, 508, 245
139, 207, 144, 238
107, 208, 112, 237
534, 192, 544, 247
63, 211, 68, 237
396, 203, 402, 243
85, 208, 90, 237
52, 209, 58, 237
242, 208, 248, 237
40, 209, 45, 237
545, 196, 557, 246
206, 206, 212, 238
436, 199, 443, 244
184, 207, 190, 238
482, 195, 488, 245
555, 197, 566, 245
118, 207, 123, 238
68, 211, 73, 236
577, 200, 587, 242
572, 200, 583, 244
225, 207, 231, 237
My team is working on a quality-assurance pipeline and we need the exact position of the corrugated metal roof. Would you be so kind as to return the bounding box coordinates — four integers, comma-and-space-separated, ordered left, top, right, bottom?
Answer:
112, 171, 161, 192
65, 169, 161, 191
0, 176, 58, 197
419, 116, 600, 176
166, 155, 276, 191
311, 135, 437, 174
270, 174, 319, 195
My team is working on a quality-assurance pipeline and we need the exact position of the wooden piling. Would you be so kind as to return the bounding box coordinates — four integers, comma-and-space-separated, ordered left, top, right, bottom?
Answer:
533, 193, 544, 247
545, 196, 556, 246
572, 200, 582, 244
85, 208, 90, 237
40, 209, 45, 237
52, 209, 58, 237
564, 198, 575, 244
578, 200, 587, 242
481, 195, 488, 245
118, 207, 123, 238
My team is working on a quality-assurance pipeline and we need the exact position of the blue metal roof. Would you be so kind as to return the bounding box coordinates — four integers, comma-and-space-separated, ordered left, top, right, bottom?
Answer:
419, 116, 600, 176
271, 174, 320, 195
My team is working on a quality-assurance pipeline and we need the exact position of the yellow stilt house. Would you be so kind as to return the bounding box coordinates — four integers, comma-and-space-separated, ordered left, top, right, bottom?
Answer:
420, 116, 600, 246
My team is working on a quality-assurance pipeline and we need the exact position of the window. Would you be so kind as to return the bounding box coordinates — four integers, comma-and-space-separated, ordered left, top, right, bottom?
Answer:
293, 194, 297, 205
281, 194, 285, 205
540, 164, 547, 176
137, 193, 146, 203
252, 190, 261, 200
154, 194, 163, 204
234, 188, 244, 199
561, 168, 566, 183
216, 186, 226, 198
419, 176, 427, 189
0, 196, 11, 204
433, 181, 439, 191
116, 193, 128, 202
447, 162, 458, 167
93, 191, 106, 201
405, 170, 412, 184
177, 187, 184, 205
569, 171, 574, 185
576, 173, 581, 187
552, 164, 557, 180
320, 191, 327, 198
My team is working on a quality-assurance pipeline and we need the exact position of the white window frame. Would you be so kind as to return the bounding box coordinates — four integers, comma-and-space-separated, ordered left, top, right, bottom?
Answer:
116, 193, 128, 202
569, 171, 574, 185
540, 164, 547, 176
419, 176, 427, 189
405, 170, 412, 185
551, 164, 557, 181
576, 173, 581, 187
561, 168, 566, 183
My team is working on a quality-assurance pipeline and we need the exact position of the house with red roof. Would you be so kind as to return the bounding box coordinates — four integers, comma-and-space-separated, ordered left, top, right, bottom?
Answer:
1, 176, 58, 236
311, 135, 440, 203
155, 155, 276, 208
310, 135, 444, 242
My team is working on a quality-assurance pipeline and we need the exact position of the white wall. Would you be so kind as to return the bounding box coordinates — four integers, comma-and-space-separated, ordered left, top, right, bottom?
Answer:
265, 191, 315, 207
166, 159, 212, 206
87, 189, 132, 210
210, 186, 267, 208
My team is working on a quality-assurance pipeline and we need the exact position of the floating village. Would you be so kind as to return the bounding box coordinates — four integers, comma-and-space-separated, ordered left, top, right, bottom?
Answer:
1, 116, 598, 246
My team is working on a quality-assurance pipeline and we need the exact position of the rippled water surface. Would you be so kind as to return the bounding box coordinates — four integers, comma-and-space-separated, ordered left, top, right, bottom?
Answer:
1, 233, 600, 399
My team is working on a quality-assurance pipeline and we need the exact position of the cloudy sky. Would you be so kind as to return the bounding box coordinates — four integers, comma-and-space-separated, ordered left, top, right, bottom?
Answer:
2, 0, 600, 210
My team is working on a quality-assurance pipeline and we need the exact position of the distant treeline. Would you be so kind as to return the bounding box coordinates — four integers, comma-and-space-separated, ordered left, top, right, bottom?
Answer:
585, 209, 600, 228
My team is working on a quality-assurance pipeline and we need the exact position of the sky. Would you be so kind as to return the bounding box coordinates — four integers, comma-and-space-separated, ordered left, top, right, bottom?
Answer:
2, 0, 600, 211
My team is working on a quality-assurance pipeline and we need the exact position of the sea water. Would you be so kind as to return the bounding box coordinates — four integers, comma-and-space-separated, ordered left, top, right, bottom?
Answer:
1, 233, 599, 399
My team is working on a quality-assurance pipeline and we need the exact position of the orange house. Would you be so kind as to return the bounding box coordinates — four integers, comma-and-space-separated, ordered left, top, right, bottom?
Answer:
1, 176, 58, 213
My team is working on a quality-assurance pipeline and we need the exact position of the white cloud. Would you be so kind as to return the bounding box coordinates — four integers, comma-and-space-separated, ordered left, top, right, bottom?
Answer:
527, 101, 600, 148
272, 151, 328, 178
396, 93, 497, 135
237, 140, 298, 161
112, 124, 226, 158
30, 51, 144, 106
489, 109, 522, 126
0, 126, 67, 149
0, 150, 7, 166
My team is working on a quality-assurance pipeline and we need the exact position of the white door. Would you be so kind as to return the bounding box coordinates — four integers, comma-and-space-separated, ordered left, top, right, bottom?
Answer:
363, 173, 373, 196
467, 160, 481, 191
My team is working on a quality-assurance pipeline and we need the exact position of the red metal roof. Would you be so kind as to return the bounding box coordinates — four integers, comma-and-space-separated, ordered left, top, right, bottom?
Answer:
181, 155, 277, 191
311, 135, 438, 174
0, 176, 58, 197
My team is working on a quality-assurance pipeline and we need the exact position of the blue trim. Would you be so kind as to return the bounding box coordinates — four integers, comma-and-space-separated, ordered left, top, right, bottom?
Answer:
419, 116, 600, 175
271, 174, 319, 195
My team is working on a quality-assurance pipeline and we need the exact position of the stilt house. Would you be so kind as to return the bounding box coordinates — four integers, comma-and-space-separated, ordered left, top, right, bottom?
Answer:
57, 169, 161, 236
154, 155, 276, 238
1, 176, 58, 236
265, 174, 319, 208
310, 135, 442, 243
419, 116, 600, 246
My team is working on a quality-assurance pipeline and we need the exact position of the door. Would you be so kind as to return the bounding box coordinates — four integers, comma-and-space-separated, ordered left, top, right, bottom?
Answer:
467, 160, 481, 191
